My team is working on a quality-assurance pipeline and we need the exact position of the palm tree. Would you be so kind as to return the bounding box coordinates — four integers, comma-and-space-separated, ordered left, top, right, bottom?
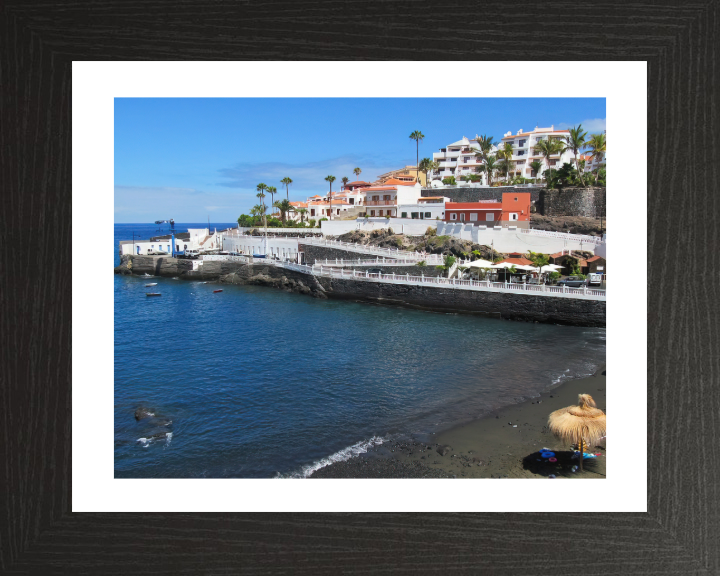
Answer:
498, 142, 514, 184
341, 176, 349, 190
353, 167, 362, 181
297, 207, 307, 224
267, 185, 277, 208
325, 175, 336, 220
529, 160, 544, 182
586, 133, 607, 180
566, 125, 588, 186
473, 134, 496, 185
534, 139, 566, 187
418, 157, 433, 188
476, 155, 499, 186
528, 251, 550, 278
273, 199, 293, 225
281, 177, 293, 200
256, 183, 268, 230
409, 130, 425, 179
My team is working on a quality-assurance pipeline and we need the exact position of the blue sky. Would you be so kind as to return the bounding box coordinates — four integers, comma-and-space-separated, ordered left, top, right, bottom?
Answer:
114, 98, 605, 223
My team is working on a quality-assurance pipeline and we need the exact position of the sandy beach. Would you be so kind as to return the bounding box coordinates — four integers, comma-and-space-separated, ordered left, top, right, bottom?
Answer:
311, 367, 606, 479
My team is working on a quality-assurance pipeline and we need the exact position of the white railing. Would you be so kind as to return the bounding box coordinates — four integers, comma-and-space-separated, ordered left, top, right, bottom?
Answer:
230, 228, 323, 236
275, 262, 606, 301
299, 237, 441, 261
521, 228, 603, 245
314, 256, 443, 267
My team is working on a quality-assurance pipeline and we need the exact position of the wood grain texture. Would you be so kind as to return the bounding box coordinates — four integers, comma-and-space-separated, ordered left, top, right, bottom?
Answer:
1, 1, 717, 573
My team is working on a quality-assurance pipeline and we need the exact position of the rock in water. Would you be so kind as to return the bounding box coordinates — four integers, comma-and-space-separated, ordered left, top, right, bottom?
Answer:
134, 407, 155, 420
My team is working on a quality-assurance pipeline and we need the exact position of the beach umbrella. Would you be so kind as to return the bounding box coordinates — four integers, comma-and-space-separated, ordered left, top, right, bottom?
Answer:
465, 259, 494, 268
548, 394, 606, 472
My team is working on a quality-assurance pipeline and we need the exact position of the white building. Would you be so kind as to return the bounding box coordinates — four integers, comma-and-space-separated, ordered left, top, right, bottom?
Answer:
119, 227, 226, 256
362, 180, 424, 218
396, 196, 449, 221
432, 136, 494, 185
499, 126, 575, 180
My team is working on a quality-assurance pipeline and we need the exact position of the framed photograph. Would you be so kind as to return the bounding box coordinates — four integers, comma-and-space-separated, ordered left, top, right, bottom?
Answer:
2, 4, 715, 573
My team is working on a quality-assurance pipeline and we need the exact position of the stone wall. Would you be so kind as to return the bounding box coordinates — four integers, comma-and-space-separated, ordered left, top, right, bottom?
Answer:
114, 255, 605, 326
537, 187, 606, 218
331, 264, 447, 277
421, 186, 542, 203
315, 277, 605, 327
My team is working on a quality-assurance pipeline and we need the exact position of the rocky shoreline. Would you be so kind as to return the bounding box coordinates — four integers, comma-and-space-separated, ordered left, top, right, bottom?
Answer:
114, 255, 605, 327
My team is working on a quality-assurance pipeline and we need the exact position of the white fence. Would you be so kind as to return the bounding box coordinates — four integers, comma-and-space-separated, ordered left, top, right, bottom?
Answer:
277, 262, 606, 301
313, 257, 441, 267
299, 237, 443, 262
232, 228, 323, 235
519, 228, 603, 245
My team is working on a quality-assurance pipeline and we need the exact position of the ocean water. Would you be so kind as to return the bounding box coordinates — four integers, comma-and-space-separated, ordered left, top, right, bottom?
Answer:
114, 223, 606, 478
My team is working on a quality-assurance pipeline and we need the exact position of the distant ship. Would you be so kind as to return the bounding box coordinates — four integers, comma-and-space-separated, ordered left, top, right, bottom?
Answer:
154, 219, 175, 228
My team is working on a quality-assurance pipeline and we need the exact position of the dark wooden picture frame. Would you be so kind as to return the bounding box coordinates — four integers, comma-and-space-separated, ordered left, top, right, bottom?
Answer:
1, 2, 716, 573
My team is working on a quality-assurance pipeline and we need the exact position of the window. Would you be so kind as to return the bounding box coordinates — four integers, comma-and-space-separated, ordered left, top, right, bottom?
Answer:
460, 213, 465, 221
411, 212, 418, 219
371, 210, 376, 216
486, 213, 494, 221
379, 210, 383, 216
451, 213, 457, 221
401, 212, 407, 218
510, 213, 518, 221
425, 212, 431, 218
470, 213, 478, 221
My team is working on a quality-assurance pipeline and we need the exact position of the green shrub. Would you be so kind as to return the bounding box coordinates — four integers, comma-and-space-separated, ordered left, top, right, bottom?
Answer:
426, 227, 436, 236
442, 176, 457, 186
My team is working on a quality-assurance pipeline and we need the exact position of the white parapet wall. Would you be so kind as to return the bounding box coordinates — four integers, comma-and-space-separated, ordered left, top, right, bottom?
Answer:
321, 218, 439, 236
435, 222, 603, 254
223, 236, 301, 260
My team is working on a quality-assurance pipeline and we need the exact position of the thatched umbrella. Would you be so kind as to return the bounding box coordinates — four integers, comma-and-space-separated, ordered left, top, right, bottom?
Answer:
548, 394, 606, 471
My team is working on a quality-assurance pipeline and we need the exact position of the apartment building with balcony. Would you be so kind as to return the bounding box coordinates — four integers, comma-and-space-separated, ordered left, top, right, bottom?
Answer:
432, 136, 495, 185
500, 126, 575, 179
362, 179, 423, 217
375, 166, 425, 186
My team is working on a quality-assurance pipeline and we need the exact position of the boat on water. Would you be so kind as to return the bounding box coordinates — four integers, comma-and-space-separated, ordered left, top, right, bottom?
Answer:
146, 293, 162, 297
213, 289, 223, 293
142, 273, 153, 277
145, 283, 157, 287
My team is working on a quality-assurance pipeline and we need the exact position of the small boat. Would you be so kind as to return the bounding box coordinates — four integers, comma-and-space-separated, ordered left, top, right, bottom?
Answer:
213, 289, 223, 293
145, 283, 157, 287
146, 293, 162, 297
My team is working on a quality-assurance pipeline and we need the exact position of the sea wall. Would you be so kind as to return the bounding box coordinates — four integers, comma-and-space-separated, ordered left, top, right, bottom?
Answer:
331, 264, 447, 277
315, 277, 605, 327
537, 187, 606, 218
114, 255, 605, 326
422, 186, 542, 203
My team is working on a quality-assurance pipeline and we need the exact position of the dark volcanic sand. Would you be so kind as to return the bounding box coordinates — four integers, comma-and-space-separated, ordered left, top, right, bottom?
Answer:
309, 368, 606, 479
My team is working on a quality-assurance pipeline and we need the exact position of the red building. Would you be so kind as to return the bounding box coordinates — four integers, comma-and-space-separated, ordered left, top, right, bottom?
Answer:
444, 193, 532, 227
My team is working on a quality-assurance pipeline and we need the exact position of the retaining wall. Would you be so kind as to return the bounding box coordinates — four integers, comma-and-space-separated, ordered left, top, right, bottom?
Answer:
537, 187, 606, 217
315, 276, 605, 327
422, 186, 542, 203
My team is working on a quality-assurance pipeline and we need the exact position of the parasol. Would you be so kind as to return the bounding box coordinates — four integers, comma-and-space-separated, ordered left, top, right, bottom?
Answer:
548, 394, 606, 471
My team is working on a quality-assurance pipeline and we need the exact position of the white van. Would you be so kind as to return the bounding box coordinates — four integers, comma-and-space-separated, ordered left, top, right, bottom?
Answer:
587, 272, 603, 286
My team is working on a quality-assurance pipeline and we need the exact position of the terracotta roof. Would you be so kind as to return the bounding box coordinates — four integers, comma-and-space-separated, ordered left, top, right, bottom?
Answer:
344, 181, 372, 187
502, 130, 569, 140
587, 255, 604, 262
419, 196, 445, 200
498, 257, 534, 266
549, 252, 565, 259
383, 178, 415, 186
446, 202, 502, 209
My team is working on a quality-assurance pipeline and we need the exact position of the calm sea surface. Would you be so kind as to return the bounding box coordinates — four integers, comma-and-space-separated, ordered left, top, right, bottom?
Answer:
114, 223, 606, 478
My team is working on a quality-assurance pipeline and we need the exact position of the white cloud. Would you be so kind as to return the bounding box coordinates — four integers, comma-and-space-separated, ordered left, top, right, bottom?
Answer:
557, 118, 606, 133
217, 155, 405, 192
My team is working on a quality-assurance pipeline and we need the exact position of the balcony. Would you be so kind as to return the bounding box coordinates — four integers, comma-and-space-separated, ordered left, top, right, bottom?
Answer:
366, 200, 396, 206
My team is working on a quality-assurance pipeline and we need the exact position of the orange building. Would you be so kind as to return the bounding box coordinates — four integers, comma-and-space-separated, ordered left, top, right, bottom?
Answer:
444, 193, 532, 227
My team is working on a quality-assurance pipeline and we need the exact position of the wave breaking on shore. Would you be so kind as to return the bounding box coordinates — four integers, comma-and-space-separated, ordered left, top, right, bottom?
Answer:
278, 435, 387, 478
